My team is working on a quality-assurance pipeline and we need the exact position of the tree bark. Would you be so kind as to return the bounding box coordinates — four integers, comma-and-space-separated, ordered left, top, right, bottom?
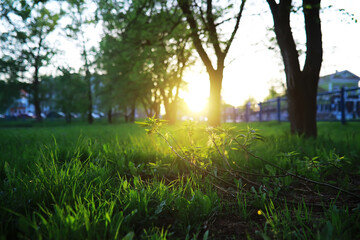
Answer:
129, 101, 136, 122
160, 88, 177, 125
124, 106, 129, 122
164, 102, 177, 125
33, 64, 42, 122
208, 70, 223, 126
107, 108, 112, 124
267, 0, 322, 138
85, 69, 93, 124
65, 112, 72, 123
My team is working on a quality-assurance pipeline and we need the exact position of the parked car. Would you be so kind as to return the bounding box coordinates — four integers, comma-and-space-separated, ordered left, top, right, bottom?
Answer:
46, 111, 65, 118
18, 112, 35, 119
91, 112, 104, 119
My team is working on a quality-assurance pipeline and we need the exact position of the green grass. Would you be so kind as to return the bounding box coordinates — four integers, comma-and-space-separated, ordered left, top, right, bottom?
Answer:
0, 120, 359, 239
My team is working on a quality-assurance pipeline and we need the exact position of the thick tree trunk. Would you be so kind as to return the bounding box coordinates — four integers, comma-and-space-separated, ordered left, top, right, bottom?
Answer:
153, 102, 160, 119
167, 111, 176, 125
287, 73, 318, 137
208, 70, 223, 126
267, 0, 322, 138
164, 102, 177, 125
161, 89, 178, 125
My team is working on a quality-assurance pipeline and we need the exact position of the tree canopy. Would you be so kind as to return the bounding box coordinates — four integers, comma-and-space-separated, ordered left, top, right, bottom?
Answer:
0, 0, 62, 120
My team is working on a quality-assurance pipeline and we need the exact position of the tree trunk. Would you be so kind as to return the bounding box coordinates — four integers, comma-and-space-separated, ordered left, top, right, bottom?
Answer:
287, 73, 318, 137
33, 65, 42, 122
107, 108, 112, 124
85, 70, 93, 124
65, 112, 72, 123
267, 0, 322, 138
208, 70, 223, 126
178, 0, 244, 127
124, 106, 129, 122
153, 102, 160, 119
141, 98, 152, 117
129, 102, 136, 122
164, 102, 177, 125
161, 90, 177, 125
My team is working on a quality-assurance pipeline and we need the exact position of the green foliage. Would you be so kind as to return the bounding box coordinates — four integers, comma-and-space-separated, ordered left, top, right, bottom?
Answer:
0, 80, 31, 112
0, 121, 360, 239
263, 84, 286, 102
136, 116, 168, 134
0, 56, 26, 83
0, 1, 61, 68
96, 0, 194, 122
41, 68, 88, 120
1, 0, 63, 119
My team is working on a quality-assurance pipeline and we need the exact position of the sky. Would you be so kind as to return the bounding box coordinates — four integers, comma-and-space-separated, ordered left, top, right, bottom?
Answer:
182, 0, 360, 108
47, 0, 360, 110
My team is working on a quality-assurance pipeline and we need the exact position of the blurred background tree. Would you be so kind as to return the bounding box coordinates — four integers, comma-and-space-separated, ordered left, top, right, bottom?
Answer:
0, 0, 62, 121
65, 0, 97, 124
96, 0, 194, 124
177, 0, 246, 126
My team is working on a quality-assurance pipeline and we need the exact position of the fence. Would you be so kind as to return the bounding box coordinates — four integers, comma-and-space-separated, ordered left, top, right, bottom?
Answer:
226, 87, 360, 124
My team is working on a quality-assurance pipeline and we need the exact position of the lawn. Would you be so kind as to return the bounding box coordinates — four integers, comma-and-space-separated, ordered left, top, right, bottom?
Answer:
0, 120, 359, 239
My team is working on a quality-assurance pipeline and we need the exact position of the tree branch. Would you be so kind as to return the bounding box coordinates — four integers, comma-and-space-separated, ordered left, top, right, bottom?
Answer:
178, 0, 215, 74
266, 0, 278, 14
215, 17, 233, 27
206, 0, 222, 59
224, 0, 246, 57
302, 0, 322, 78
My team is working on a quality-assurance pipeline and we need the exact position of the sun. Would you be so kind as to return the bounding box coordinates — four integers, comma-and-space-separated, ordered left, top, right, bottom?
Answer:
180, 66, 269, 114
181, 72, 209, 113
185, 94, 207, 113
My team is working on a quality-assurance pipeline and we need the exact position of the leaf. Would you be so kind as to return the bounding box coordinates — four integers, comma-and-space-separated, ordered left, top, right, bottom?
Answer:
128, 161, 137, 175
66, 215, 76, 225
105, 212, 111, 223
203, 230, 209, 240
202, 195, 212, 214
4, 161, 15, 183
135, 121, 148, 126
320, 221, 333, 239
122, 232, 135, 240
265, 164, 275, 174
155, 200, 166, 215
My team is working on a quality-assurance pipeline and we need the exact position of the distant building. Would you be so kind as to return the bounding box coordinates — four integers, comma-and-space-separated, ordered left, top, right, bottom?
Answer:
5, 89, 35, 118
251, 70, 360, 122
316, 71, 360, 120
318, 70, 360, 92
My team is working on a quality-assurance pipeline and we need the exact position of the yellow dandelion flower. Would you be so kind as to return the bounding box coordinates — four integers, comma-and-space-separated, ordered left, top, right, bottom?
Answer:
257, 210, 262, 215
